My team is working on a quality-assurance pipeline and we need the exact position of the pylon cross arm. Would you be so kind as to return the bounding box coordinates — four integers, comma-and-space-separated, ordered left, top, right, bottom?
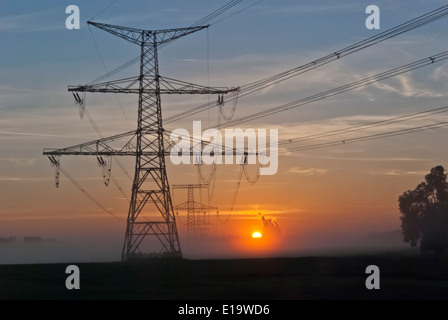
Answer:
88, 21, 208, 46
44, 19, 240, 260
68, 76, 238, 95
43, 131, 137, 156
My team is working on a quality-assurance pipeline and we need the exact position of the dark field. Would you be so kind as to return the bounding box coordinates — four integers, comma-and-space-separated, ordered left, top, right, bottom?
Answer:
0, 254, 447, 300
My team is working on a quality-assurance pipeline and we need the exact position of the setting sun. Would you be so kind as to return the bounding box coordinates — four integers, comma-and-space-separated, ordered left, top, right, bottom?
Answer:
252, 232, 262, 238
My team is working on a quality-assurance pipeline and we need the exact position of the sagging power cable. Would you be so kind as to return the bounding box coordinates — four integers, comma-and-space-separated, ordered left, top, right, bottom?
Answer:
215, 51, 448, 129
164, 5, 448, 124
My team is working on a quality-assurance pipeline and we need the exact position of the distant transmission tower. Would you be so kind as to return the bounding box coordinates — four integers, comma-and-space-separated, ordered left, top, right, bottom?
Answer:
173, 184, 218, 238
43, 21, 235, 260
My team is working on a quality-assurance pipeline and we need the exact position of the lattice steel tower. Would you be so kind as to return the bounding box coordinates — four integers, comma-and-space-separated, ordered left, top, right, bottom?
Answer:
173, 184, 218, 238
43, 21, 235, 260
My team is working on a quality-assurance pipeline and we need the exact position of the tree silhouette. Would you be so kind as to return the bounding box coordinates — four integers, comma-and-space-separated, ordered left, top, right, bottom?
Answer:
398, 166, 448, 253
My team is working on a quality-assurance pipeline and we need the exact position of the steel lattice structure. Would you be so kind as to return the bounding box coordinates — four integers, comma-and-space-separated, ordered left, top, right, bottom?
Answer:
43, 21, 236, 260
173, 184, 218, 238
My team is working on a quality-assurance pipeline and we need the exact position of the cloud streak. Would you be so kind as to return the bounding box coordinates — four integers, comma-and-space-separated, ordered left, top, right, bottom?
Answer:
260, 3, 359, 17
0, 176, 51, 182
0, 131, 85, 139
382, 169, 430, 176
287, 167, 329, 175
372, 74, 444, 98
0, 9, 63, 33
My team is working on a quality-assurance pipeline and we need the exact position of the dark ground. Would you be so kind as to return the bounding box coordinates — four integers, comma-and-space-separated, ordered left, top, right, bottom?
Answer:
0, 253, 447, 300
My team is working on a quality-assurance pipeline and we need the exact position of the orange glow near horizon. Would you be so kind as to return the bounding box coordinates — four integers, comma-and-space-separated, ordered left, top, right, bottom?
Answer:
216, 221, 285, 258
252, 231, 262, 238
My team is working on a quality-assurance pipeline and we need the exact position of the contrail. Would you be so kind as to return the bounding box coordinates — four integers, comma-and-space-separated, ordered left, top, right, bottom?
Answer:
0, 131, 84, 139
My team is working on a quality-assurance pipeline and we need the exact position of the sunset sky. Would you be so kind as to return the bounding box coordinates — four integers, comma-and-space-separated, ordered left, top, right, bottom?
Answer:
1, 0, 448, 263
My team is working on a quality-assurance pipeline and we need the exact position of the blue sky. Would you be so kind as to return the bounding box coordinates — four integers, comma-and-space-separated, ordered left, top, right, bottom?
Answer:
1, 1, 448, 263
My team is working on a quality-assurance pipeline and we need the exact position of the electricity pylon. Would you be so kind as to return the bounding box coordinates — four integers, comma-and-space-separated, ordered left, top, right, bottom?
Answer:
173, 184, 218, 238
43, 21, 236, 260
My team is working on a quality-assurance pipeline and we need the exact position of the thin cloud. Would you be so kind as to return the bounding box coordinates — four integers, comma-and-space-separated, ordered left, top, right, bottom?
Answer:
0, 176, 50, 182
326, 156, 427, 162
287, 167, 329, 175
372, 74, 443, 98
382, 169, 429, 176
0, 158, 37, 167
0, 86, 42, 94
431, 64, 448, 83
276, 112, 448, 143
0, 10, 63, 33
0, 131, 85, 139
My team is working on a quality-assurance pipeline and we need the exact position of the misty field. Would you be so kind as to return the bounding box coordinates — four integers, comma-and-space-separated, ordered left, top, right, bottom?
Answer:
0, 254, 447, 300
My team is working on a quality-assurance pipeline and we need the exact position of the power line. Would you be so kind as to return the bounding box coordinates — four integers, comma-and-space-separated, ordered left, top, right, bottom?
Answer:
192, 0, 245, 27
166, 104, 448, 158
57, 164, 124, 221
86, 0, 251, 86
90, 0, 120, 21
282, 121, 448, 153
166, 103, 448, 159
215, 51, 448, 128
77, 100, 133, 182
213, 0, 264, 25
164, 4, 448, 124
56, 4, 448, 224
278, 105, 448, 146
164, 127, 256, 157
